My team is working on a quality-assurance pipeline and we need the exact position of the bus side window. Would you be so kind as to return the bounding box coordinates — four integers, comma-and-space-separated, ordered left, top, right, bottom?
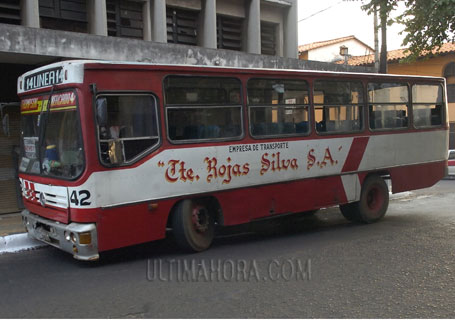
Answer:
247, 78, 310, 137
412, 84, 444, 128
368, 82, 409, 131
96, 95, 160, 166
164, 76, 243, 142
313, 80, 364, 134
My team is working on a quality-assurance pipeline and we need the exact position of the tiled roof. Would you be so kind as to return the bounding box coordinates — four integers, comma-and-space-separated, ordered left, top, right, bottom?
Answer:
298, 35, 374, 52
338, 42, 455, 66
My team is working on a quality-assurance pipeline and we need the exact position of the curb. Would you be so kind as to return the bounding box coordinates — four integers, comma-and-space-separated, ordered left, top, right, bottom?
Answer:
0, 233, 47, 254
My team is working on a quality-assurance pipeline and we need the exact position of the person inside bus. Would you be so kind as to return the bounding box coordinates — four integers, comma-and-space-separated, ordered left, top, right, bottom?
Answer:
42, 139, 61, 173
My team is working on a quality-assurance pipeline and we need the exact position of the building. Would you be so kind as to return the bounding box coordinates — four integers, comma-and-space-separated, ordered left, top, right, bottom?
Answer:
298, 35, 375, 63
0, 0, 373, 215
340, 42, 455, 149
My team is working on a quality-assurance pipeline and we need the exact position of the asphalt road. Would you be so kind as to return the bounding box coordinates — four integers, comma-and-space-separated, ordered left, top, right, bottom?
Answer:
1, 180, 455, 318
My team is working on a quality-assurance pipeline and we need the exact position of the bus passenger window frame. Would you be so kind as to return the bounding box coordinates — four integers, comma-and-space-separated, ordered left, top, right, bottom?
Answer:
94, 92, 161, 167
313, 79, 365, 135
411, 83, 445, 129
163, 75, 244, 144
247, 77, 311, 139
367, 82, 410, 132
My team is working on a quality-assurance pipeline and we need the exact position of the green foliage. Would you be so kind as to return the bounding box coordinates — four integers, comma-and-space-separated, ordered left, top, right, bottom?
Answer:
361, 0, 398, 26
362, 0, 455, 62
398, 0, 455, 61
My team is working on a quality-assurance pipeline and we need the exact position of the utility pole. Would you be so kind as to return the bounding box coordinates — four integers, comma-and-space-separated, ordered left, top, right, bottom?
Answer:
373, 5, 380, 72
379, 1, 388, 73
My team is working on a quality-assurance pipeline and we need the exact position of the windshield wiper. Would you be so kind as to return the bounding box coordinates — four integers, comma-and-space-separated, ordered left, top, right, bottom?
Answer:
37, 85, 55, 174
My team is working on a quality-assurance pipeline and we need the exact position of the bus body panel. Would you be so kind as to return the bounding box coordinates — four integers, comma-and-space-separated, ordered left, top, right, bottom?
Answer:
16, 61, 449, 259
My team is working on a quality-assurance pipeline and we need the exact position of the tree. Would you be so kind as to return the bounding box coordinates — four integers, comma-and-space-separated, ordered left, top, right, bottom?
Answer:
362, 0, 455, 63
398, 0, 455, 61
362, 0, 398, 73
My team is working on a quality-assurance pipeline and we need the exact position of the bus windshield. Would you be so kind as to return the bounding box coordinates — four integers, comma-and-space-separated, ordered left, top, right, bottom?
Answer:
19, 90, 84, 179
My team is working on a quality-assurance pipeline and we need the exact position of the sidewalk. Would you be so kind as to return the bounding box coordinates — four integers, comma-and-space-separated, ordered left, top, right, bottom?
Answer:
0, 212, 45, 254
0, 212, 25, 237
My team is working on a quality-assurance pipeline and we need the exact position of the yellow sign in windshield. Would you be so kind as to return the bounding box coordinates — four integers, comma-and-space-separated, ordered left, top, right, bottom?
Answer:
20, 91, 77, 114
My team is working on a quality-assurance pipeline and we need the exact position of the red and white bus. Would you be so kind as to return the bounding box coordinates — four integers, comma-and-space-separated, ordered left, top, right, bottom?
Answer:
17, 61, 449, 260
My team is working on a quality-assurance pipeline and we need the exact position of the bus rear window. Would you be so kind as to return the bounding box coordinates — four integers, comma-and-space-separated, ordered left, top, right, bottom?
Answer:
412, 84, 444, 128
164, 76, 242, 142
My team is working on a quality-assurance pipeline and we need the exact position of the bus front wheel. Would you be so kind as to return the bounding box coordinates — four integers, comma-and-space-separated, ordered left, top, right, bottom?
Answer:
172, 199, 215, 252
340, 175, 389, 224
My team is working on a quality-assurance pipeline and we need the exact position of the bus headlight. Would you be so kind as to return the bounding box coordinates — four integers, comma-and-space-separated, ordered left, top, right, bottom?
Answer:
70, 232, 77, 244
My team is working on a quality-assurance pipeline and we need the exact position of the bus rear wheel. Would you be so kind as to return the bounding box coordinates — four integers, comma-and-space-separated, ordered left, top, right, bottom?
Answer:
172, 199, 215, 252
339, 175, 389, 224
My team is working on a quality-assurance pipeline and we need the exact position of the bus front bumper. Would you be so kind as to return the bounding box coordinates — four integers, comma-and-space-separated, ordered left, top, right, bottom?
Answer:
22, 210, 99, 261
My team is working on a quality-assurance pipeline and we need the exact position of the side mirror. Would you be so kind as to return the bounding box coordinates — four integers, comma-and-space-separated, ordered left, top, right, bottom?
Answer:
96, 98, 108, 127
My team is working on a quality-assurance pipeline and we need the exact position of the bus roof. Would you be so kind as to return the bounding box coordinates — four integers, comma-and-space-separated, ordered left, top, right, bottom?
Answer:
17, 59, 446, 95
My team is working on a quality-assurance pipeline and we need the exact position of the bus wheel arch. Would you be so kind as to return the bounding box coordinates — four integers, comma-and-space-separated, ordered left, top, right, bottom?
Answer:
340, 173, 389, 224
169, 196, 222, 252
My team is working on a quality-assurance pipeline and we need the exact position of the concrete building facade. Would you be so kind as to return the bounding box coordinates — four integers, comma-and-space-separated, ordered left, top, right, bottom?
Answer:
0, 0, 373, 215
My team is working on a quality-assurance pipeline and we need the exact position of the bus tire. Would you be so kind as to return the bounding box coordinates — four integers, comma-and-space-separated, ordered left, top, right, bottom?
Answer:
340, 175, 389, 224
172, 199, 215, 252
339, 202, 361, 222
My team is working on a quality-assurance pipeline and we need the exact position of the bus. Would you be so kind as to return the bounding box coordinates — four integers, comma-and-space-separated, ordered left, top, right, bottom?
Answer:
17, 61, 449, 260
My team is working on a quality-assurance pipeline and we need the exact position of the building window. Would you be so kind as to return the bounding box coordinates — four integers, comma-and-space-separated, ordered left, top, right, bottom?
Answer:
107, 0, 144, 39
261, 22, 277, 56
0, 0, 20, 25
166, 7, 198, 45
444, 62, 455, 103
217, 15, 243, 51
314, 80, 364, 133
248, 79, 310, 137
39, 0, 88, 33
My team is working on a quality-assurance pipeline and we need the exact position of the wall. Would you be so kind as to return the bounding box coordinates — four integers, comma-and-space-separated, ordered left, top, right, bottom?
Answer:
388, 54, 455, 125
216, 0, 245, 17
0, 24, 373, 72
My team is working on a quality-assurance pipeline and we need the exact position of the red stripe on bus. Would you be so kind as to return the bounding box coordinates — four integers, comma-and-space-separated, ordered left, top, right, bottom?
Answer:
342, 137, 370, 172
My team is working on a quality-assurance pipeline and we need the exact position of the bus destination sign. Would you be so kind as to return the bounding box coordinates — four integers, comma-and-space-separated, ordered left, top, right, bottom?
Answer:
24, 67, 63, 91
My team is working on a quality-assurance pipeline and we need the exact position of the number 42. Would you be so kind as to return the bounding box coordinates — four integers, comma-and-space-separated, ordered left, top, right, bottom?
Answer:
70, 190, 91, 206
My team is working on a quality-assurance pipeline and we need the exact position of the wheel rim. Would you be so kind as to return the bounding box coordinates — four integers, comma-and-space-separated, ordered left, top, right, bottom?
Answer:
191, 206, 209, 234
366, 185, 384, 212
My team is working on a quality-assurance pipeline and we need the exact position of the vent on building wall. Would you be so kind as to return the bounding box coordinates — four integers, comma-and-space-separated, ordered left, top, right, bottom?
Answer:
166, 7, 198, 45
39, 0, 88, 33
217, 15, 243, 51
0, 0, 21, 25
261, 22, 277, 56
107, 0, 144, 39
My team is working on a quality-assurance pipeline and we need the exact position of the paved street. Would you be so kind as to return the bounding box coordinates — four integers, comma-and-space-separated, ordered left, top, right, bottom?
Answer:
1, 180, 455, 318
